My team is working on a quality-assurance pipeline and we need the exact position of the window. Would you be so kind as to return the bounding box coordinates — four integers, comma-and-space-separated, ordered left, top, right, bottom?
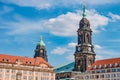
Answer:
113, 63, 117, 68
23, 76, 27, 80
96, 70, 100, 73
11, 70, 16, 73
29, 76, 33, 80
108, 64, 111, 68
112, 69, 116, 72
117, 68, 120, 72
7, 59, 10, 62
93, 65, 96, 69
6, 69, 9, 73
98, 65, 101, 69
101, 70, 105, 73
111, 74, 116, 78
29, 71, 32, 75
106, 74, 110, 78
102, 64, 106, 68
118, 73, 120, 77
16, 59, 20, 63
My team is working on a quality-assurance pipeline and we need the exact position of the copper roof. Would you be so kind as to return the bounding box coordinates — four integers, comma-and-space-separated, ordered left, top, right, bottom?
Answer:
0, 54, 53, 68
87, 58, 120, 70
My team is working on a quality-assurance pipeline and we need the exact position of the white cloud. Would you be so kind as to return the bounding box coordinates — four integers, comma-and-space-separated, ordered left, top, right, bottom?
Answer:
68, 42, 77, 48
45, 10, 109, 35
1, 10, 119, 36
0, 0, 51, 9
66, 54, 74, 61
94, 44, 120, 60
51, 42, 75, 61
108, 12, 120, 22
1, 0, 120, 9
51, 47, 69, 55
94, 44, 102, 49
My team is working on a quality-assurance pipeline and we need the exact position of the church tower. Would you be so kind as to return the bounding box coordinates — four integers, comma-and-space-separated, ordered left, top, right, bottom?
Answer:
74, 4, 96, 72
34, 36, 48, 62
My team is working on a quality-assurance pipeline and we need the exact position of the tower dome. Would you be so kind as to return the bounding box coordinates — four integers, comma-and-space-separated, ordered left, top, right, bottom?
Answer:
79, 4, 90, 30
37, 36, 45, 46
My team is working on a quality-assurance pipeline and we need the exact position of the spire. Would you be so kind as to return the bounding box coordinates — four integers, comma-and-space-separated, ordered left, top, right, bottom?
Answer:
38, 35, 45, 46
82, 3, 86, 18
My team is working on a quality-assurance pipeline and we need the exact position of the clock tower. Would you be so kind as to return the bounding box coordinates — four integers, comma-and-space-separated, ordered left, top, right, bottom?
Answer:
74, 4, 96, 72
34, 36, 48, 62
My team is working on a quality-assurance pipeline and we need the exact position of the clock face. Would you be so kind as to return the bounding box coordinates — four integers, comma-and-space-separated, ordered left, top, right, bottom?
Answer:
88, 47, 91, 51
40, 50, 43, 53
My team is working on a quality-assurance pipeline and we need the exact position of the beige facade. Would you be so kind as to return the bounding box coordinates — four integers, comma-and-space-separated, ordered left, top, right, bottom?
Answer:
0, 54, 55, 80
74, 67, 120, 80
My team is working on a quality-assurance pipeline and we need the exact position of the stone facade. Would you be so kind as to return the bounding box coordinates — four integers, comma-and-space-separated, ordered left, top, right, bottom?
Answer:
74, 10, 95, 72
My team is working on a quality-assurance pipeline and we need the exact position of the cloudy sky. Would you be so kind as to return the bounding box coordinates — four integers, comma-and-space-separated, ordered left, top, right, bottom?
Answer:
0, 0, 120, 66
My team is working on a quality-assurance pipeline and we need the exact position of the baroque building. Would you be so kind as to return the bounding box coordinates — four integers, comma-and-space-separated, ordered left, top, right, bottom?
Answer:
54, 4, 120, 80
74, 4, 95, 72
0, 38, 55, 80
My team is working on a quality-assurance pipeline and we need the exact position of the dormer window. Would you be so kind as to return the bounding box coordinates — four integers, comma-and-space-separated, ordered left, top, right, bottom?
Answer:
98, 65, 101, 69
7, 59, 9, 62
102, 64, 106, 68
108, 64, 111, 68
2, 59, 5, 62
93, 65, 96, 69
16, 59, 20, 63
113, 63, 117, 68
30, 62, 32, 64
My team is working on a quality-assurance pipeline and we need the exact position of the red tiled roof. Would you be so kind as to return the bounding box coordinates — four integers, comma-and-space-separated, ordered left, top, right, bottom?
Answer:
0, 54, 53, 68
87, 58, 120, 70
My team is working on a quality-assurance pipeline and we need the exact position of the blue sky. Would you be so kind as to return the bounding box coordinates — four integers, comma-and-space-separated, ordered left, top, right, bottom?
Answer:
0, 0, 120, 66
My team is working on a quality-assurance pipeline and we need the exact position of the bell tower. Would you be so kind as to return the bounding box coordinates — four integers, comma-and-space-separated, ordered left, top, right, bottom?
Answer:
74, 4, 96, 72
34, 36, 48, 62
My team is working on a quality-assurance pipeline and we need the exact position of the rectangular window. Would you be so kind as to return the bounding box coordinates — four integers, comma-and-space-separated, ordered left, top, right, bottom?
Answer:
106, 74, 110, 78
101, 70, 105, 73
111, 74, 116, 78
112, 69, 116, 72
117, 73, 120, 77
23, 76, 27, 80
117, 68, 120, 72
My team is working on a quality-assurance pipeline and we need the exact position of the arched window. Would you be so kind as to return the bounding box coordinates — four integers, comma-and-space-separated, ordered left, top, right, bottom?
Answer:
87, 34, 89, 43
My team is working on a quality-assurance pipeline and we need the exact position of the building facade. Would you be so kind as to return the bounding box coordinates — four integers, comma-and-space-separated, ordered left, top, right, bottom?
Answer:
0, 38, 55, 80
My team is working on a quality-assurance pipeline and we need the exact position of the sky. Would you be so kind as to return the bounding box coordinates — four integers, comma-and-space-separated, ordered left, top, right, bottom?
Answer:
0, 0, 120, 66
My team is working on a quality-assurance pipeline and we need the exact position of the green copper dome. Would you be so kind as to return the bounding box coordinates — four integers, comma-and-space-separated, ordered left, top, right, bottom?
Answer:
37, 36, 45, 46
